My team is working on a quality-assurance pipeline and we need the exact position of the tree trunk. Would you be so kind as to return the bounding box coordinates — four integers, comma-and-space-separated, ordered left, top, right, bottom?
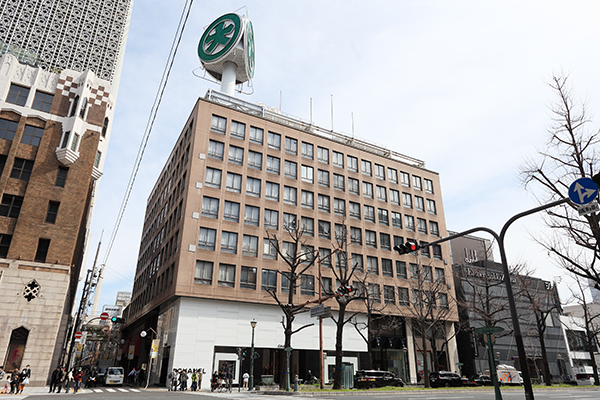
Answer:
421, 322, 430, 388
538, 327, 551, 386
587, 329, 600, 385
333, 302, 346, 389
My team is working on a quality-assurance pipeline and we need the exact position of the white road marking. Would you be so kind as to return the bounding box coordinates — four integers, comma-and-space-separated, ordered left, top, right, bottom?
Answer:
105, 388, 116, 392
117, 388, 129, 392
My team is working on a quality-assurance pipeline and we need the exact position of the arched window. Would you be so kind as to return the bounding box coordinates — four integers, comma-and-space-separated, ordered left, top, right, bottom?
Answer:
102, 117, 109, 137
79, 97, 87, 119
69, 96, 79, 117
3, 327, 29, 371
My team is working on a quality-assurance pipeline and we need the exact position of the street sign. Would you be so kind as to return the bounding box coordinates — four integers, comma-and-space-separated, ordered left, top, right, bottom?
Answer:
100, 312, 109, 321
569, 178, 599, 205
74, 331, 82, 339
474, 326, 504, 334
310, 304, 325, 318
322, 306, 332, 318
578, 200, 600, 216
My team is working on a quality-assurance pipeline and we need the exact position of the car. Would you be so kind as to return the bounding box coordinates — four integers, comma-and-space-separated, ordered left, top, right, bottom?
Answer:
470, 374, 494, 386
575, 373, 597, 386
429, 371, 464, 388
354, 370, 405, 389
104, 367, 124, 385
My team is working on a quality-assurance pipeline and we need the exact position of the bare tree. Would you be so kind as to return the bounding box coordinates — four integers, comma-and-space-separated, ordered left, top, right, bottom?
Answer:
520, 74, 600, 286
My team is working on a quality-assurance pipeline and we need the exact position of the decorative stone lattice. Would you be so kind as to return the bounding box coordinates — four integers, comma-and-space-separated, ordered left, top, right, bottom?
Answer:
23, 279, 40, 302
0, 0, 132, 82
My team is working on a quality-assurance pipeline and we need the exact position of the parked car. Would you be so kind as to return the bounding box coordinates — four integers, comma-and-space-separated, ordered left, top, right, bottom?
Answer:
104, 367, 124, 385
470, 374, 493, 386
429, 371, 464, 388
575, 373, 597, 386
354, 370, 405, 389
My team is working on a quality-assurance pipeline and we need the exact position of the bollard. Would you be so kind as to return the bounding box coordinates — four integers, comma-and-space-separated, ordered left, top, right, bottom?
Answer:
294, 374, 298, 392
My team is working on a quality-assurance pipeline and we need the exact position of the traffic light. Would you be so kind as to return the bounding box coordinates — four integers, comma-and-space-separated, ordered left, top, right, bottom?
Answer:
393, 241, 418, 255
337, 285, 354, 297
111, 316, 126, 324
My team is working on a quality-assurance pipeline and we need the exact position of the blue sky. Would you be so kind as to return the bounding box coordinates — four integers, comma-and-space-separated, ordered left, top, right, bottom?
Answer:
89, 1, 600, 311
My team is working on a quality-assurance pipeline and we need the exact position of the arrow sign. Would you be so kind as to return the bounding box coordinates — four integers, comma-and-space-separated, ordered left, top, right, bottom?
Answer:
569, 178, 599, 205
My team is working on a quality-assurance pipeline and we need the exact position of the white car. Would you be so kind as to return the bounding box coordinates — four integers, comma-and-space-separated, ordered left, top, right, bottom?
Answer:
104, 367, 124, 385
576, 373, 596, 386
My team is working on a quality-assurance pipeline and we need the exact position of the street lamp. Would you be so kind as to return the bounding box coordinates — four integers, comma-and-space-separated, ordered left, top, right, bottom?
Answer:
249, 319, 257, 390
140, 328, 157, 389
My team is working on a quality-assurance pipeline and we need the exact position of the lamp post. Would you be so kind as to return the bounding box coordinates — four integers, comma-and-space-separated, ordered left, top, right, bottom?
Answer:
249, 319, 257, 390
140, 328, 157, 389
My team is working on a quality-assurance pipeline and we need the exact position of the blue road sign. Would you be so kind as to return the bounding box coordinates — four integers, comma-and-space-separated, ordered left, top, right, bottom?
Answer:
569, 177, 599, 205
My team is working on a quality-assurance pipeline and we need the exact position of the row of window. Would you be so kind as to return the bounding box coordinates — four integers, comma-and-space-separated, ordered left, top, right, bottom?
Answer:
0, 154, 69, 186
193, 260, 449, 308
210, 114, 434, 193
0, 233, 51, 263
0, 193, 61, 224
0, 118, 44, 147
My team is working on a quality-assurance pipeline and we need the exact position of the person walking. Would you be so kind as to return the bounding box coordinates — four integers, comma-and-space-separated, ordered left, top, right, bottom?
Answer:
243, 371, 249, 388
64, 368, 73, 393
127, 367, 137, 385
179, 369, 188, 391
167, 368, 177, 391
17, 367, 28, 394
55, 367, 65, 393
198, 369, 203, 390
9, 369, 19, 394
73, 368, 83, 393
49, 366, 61, 393
190, 370, 198, 391
0, 366, 4, 381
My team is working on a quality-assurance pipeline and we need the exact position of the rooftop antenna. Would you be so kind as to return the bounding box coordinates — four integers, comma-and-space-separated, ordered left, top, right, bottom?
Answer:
351, 112, 355, 140
280, 91, 282, 111
330, 94, 334, 131
310, 98, 313, 124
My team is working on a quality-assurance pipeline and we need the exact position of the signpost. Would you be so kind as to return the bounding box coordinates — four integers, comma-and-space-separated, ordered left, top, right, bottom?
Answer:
74, 331, 82, 340
568, 177, 599, 205
475, 326, 504, 400
100, 312, 109, 321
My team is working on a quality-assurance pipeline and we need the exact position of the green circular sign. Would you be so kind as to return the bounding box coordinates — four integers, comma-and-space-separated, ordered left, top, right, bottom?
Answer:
245, 20, 255, 79
198, 13, 242, 63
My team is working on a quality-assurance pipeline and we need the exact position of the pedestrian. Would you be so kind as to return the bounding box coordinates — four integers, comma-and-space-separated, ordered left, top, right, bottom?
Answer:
0, 366, 4, 381
168, 368, 176, 391
136, 368, 145, 386
73, 368, 83, 393
9, 369, 19, 394
2, 375, 9, 394
190, 370, 198, 391
243, 371, 249, 388
127, 367, 137, 385
55, 367, 65, 393
64, 368, 73, 393
49, 366, 61, 392
17, 367, 28, 394
198, 369, 203, 389
179, 368, 188, 391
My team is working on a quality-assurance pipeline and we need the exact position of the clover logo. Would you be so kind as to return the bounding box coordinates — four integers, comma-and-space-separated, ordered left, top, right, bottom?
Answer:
198, 13, 242, 63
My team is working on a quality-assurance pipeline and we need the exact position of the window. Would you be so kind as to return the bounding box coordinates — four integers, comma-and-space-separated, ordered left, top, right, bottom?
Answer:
301, 244, 314, 264
350, 227, 362, 245
430, 221, 439, 237
317, 147, 329, 164
319, 248, 332, 268
34, 238, 50, 263
244, 205, 260, 226
262, 269, 277, 291
283, 213, 297, 229
45, 201, 60, 224
405, 215, 415, 231
388, 168, 398, 184
6, 84, 29, 106
32, 91, 54, 113
79, 97, 87, 118
69, 95, 79, 117
284, 160, 297, 179
396, 261, 407, 279
347, 156, 358, 172
263, 239, 277, 260
376, 186, 387, 202
332, 151, 343, 168
402, 193, 412, 208
267, 131, 281, 150
21, 125, 44, 146
241, 267, 257, 289
352, 253, 363, 271
228, 145, 244, 165
284, 186, 297, 205
10, 158, 34, 181
264, 209, 279, 230
392, 211, 402, 228
318, 169, 329, 187
0, 194, 23, 218
384, 285, 396, 304
211, 115, 226, 134
334, 223, 345, 241
436, 268, 446, 284
198, 227, 217, 250
375, 164, 385, 180
301, 142, 313, 159
242, 235, 259, 257
368, 284, 381, 303
0, 118, 18, 141
281, 274, 296, 294
348, 178, 359, 195
195, 261, 213, 285
424, 178, 434, 194
423, 265, 432, 282
301, 190, 314, 209
201, 196, 219, 218
218, 263, 236, 287
285, 137, 297, 154
248, 151, 262, 170
221, 231, 238, 254
318, 220, 331, 239
420, 241, 430, 258
249, 126, 263, 144
204, 167, 221, 188
382, 258, 393, 276
266, 155, 280, 174
332, 174, 344, 191
399, 287, 409, 306
378, 209, 389, 226
223, 201, 240, 222
365, 230, 377, 248
410, 263, 419, 280
380, 233, 391, 251
94, 151, 102, 168
301, 275, 315, 295
413, 175, 422, 190
301, 165, 313, 183
439, 293, 449, 309
415, 196, 425, 211
55, 166, 69, 188
318, 194, 330, 213
265, 182, 279, 201
401, 172, 410, 187
367, 256, 378, 274
70, 133, 79, 151
321, 277, 332, 295
246, 177, 261, 197
364, 205, 375, 222
389, 189, 400, 205
208, 140, 224, 160
361, 160, 372, 176
362, 182, 373, 198
226, 172, 242, 193
432, 244, 442, 260
301, 217, 314, 236
427, 199, 437, 214
230, 120, 245, 139
334, 198, 345, 216
349, 202, 360, 219
417, 218, 427, 234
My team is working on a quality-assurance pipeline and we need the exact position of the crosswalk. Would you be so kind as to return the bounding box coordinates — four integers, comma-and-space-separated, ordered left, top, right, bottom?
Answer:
78, 387, 142, 394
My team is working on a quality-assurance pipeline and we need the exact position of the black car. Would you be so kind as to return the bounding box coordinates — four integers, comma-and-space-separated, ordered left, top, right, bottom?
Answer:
429, 371, 464, 388
470, 374, 493, 386
354, 370, 405, 389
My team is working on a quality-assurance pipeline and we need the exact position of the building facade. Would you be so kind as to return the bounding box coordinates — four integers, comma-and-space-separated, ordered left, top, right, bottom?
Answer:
123, 90, 458, 388
0, 0, 132, 385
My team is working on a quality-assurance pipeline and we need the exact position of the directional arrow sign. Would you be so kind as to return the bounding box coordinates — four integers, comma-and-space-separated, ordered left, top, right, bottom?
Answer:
569, 177, 599, 205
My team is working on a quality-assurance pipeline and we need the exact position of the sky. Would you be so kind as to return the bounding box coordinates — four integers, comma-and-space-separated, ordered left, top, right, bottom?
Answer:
88, 1, 600, 312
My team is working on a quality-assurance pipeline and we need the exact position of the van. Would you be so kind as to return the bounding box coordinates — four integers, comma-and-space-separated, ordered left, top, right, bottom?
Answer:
496, 365, 523, 385
104, 367, 124, 385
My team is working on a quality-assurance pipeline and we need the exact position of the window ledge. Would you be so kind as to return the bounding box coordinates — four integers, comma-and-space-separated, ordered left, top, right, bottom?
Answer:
91, 166, 103, 180
55, 148, 79, 165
